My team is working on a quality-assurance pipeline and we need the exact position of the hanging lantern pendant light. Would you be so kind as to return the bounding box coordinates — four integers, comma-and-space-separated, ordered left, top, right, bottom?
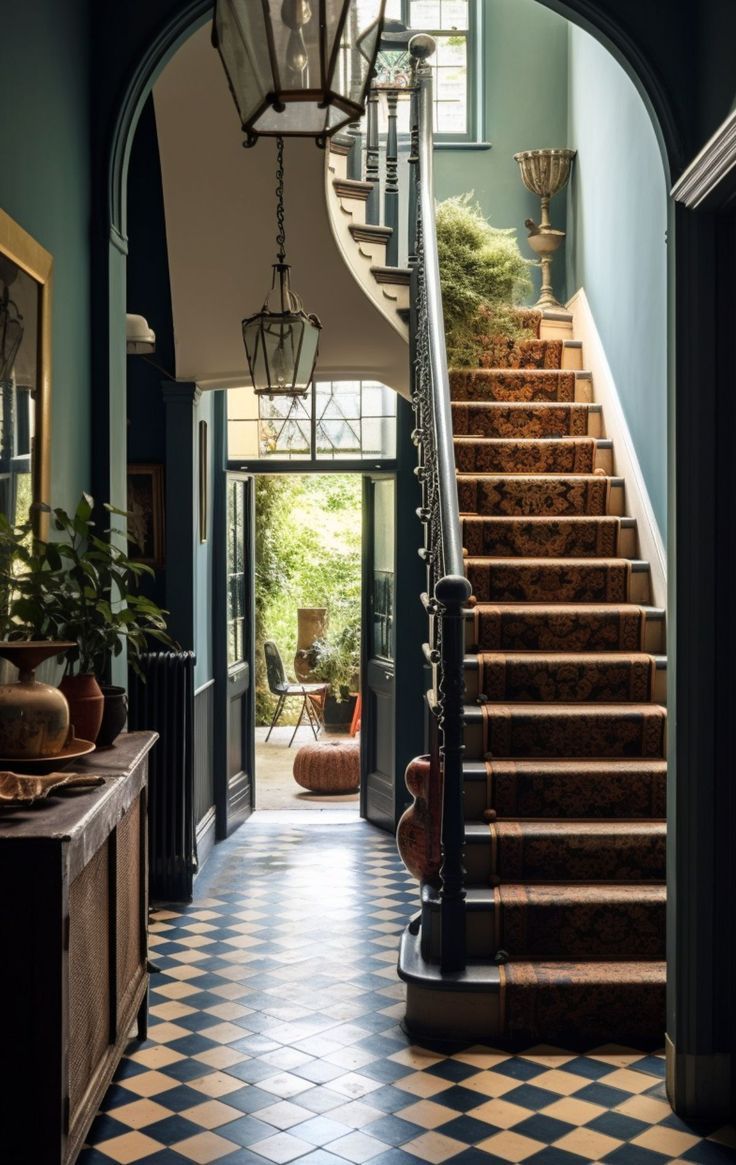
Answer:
213, 0, 388, 147
242, 137, 322, 399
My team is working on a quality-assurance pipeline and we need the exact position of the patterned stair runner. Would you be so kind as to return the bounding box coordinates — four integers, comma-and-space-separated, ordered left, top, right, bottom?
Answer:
455, 314, 666, 1045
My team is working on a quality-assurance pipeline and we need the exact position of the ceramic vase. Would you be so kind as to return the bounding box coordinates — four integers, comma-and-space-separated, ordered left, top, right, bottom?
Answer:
396, 754, 442, 882
96, 685, 128, 748
60, 673, 105, 745
294, 607, 327, 680
0, 641, 75, 759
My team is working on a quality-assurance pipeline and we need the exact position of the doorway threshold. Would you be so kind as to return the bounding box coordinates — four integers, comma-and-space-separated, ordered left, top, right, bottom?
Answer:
252, 808, 362, 825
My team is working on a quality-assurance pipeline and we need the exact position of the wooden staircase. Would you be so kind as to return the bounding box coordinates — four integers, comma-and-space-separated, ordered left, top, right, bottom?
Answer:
400, 313, 667, 1048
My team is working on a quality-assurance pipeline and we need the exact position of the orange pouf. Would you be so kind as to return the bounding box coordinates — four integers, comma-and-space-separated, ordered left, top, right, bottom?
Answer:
293, 740, 360, 793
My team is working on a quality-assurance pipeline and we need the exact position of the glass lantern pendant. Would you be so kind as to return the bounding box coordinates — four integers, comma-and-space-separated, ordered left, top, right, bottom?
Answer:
213, 0, 387, 147
242, 137, 322, 399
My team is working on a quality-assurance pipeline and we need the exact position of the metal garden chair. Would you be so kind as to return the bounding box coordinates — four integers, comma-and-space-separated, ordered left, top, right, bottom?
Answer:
263, 639, 329, 747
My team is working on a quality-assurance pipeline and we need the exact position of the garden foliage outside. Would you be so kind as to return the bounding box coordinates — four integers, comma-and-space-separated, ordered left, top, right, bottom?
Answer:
255, 474, 361, 725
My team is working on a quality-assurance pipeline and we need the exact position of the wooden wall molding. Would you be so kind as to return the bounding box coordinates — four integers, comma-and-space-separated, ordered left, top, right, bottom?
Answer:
672, 109, 736, 210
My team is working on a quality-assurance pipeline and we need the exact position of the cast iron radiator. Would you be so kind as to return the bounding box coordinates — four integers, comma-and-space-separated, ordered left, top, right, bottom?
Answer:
128, 651, 197, 902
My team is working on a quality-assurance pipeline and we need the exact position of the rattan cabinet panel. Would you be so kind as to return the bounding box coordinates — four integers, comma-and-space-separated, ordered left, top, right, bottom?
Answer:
0, 732, 156, 1165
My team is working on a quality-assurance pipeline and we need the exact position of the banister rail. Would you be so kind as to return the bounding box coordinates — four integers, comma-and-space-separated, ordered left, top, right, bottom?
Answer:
408, 34, 471, 973
344, 28, 470, 973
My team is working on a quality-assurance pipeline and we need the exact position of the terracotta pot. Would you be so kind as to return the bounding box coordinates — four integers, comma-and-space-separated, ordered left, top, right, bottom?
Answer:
294, 607, 327, 680
0, 641, 75, 759
396, 754, 442, 882
60, 674, 104, 744
96, 685, 128, 748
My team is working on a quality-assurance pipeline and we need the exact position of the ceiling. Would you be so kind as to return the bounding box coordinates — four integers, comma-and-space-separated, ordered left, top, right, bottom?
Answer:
152, 25, 409, 394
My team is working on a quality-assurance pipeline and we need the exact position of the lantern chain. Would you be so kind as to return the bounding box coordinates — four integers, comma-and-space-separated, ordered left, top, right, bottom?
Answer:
275, 135, 286, 264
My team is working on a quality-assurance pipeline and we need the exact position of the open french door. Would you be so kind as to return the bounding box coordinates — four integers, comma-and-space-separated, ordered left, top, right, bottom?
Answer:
216, 472, 255, 837
361, 474, 396, 830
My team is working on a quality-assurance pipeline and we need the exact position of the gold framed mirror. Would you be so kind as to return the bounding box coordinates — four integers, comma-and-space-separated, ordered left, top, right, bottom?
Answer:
0, 208, 52, 535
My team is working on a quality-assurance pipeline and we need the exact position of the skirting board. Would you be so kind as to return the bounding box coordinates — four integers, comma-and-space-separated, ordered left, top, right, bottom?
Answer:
567, 288, 667, 611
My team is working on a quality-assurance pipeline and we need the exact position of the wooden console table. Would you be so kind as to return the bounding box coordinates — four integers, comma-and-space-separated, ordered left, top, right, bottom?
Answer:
0, 731, 157, 1165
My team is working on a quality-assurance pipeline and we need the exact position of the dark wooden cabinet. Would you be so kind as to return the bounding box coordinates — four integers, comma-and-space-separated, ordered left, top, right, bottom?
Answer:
0, 731, 157, 1165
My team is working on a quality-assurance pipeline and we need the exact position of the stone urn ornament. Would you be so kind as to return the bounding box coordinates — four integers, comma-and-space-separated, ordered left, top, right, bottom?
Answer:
514, 148, 576, 310
294, 607, 327, 681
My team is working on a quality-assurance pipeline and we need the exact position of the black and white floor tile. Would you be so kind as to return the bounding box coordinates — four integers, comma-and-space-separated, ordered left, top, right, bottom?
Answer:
79, 815, 736, 1165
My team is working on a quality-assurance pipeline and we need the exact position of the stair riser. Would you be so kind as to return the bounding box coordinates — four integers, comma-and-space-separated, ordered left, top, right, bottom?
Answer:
464, 656, 662, 704
462, 767, 667, 820
465, 831, 667, 882
464, 707, 666, 760
457, 476, 625, 517
424, 897, 666, 961
466, 608, 665, 654
451, 403, 602, 438
462, 518, 635, 559
465, 560, 650, 604
454, 440, 610, 475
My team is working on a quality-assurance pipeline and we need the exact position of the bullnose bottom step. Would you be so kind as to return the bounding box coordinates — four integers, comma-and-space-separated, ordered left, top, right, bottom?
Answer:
399, 927, 665, 1047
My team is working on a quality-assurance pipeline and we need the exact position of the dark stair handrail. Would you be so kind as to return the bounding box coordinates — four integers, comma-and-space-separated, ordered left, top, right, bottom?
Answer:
408, 35, 472, 972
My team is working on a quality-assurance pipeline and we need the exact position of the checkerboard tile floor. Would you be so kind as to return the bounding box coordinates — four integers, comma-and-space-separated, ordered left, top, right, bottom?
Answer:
79, 817, 736, 1164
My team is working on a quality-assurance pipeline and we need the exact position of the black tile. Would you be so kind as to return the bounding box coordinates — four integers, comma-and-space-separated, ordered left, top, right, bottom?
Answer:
503, 1083, 561, 1111
426, 1059, 481, 1084
587, 1111, 649, 1141
363, 1115, 425, 1146
217, 1114, 279, 1146
436, 1114, 501, 1143
143, 1114, 203, 1144
150, 1084, 205, 1113
574, 1081, 633, 1108
492, 1058, 547, 1082
602, 1146, 671, 1164
525, 1149, 591, 1164
514, 1113, 577, 1144
436, 1084, 493, 1112
562, 1056, 618, 1081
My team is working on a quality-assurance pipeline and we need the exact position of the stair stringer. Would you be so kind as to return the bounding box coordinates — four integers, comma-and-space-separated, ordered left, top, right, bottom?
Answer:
324, 144, 410, 356
567, 287, 667, 609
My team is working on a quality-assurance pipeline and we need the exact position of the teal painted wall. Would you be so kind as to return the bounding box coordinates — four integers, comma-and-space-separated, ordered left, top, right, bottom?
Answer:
565, 25, 668, 538
434, 0, 570, 303
0, 0, 91, 513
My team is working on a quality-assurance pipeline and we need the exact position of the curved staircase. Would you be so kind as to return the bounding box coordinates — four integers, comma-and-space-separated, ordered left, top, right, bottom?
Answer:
401, 313, 667, 1048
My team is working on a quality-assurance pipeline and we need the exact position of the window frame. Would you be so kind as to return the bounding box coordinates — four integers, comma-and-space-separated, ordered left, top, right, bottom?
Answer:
226, 377, 399, 472
383, 0, 486, 146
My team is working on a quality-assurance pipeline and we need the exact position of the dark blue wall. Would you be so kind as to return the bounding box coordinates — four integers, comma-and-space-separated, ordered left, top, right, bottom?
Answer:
0, 0, 91, 511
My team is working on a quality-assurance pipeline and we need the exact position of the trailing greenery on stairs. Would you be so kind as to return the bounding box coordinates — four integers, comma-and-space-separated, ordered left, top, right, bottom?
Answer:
436, 194, 532, 366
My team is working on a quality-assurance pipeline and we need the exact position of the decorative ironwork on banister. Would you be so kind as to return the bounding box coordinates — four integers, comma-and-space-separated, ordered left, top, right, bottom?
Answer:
409, 33, 471, 974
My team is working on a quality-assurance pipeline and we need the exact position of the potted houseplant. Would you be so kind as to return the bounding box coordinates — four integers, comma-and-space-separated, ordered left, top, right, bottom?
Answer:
310, 620, 360, 731
36, 494, 175, 744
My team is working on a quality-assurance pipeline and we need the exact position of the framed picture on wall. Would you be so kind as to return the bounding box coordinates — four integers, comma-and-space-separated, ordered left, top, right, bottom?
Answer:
127, 463, 165, 566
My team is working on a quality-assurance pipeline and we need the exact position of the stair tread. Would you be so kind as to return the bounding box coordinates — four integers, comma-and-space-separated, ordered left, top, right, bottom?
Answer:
463, 883, 666, 904
455, 435, 600, 443
470, 602, 664, 614
452, 399, 599, 407
467, 819, 667, 834
468, 650, 659, 664
469, 700, 666, 713
457, 472, 623, 481
465, 555, 647, 566
465, 515, 630, 523
464, 757, 668, 770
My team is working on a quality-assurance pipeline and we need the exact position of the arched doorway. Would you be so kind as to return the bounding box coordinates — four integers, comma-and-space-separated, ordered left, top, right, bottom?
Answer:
94, 0, 734, 1120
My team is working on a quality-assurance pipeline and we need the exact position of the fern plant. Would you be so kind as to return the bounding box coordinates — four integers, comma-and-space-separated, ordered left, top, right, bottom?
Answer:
436, 194, 532, 366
